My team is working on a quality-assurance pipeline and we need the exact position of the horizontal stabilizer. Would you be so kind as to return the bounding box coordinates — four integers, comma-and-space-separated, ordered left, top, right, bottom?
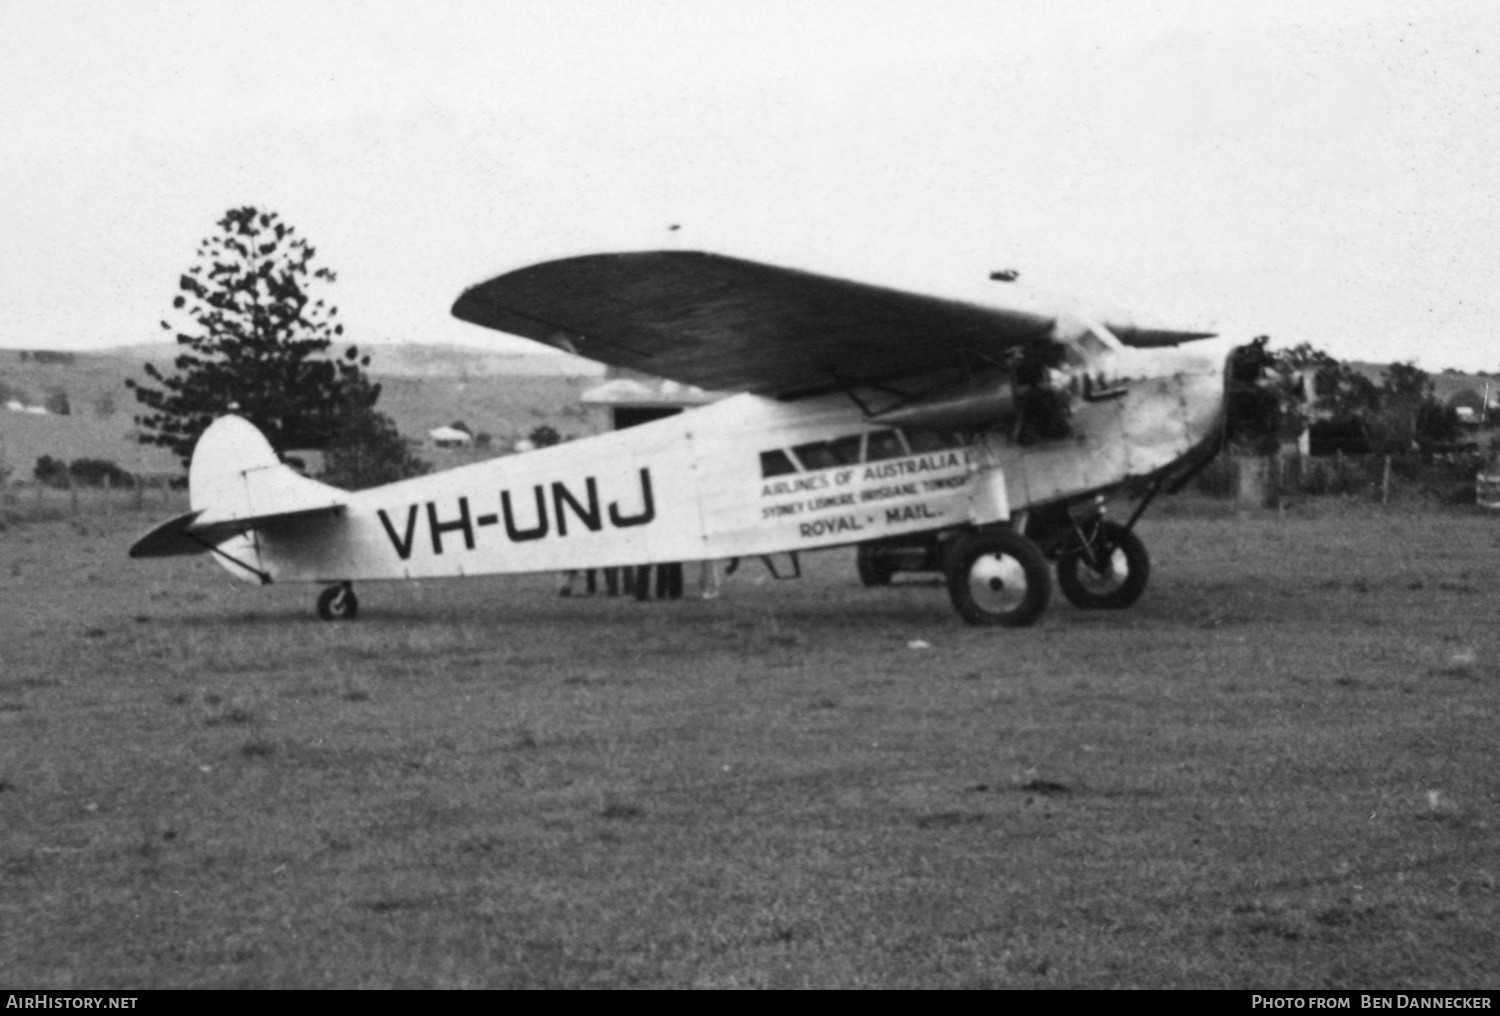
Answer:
129, 510, 208, 558
128, 500, 346, 559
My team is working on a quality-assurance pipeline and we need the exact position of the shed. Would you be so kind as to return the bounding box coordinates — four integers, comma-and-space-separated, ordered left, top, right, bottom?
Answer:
427, 425, 474, 448
579, 376, 725, 430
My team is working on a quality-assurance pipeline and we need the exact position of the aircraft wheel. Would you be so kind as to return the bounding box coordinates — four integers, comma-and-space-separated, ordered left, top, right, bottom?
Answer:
317, 583, 358, 621
945, 529, 1051, 627
1056, 520, 1150, 609
856, 544, 895, 587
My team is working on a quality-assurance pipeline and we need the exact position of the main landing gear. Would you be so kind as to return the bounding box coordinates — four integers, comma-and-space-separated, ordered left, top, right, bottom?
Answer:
317, 582, 358, 621
867, 497, 1155, 624
944, 528, 1051, 627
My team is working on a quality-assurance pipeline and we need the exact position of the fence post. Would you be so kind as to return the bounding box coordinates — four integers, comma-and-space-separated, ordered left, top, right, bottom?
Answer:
1381, 455, 1391, 505
1478, 469, 1500, 510
1234, 455, 1272, 508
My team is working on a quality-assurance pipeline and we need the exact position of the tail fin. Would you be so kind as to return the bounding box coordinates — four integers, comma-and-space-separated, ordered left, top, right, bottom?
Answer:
188, 414, 283, 511
187, 415, 346, 526
130, 416, 347, 559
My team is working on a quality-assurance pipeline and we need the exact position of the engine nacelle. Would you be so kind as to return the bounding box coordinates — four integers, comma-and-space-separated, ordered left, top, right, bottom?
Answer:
870, 375, 1020, 430
870, 367, 1076, 442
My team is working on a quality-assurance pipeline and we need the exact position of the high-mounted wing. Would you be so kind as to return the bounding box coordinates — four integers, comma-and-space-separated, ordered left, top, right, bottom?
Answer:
451, 251, 1058, 398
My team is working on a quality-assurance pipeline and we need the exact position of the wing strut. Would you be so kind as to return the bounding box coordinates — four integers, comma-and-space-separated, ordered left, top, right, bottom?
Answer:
191, 530, 274, 585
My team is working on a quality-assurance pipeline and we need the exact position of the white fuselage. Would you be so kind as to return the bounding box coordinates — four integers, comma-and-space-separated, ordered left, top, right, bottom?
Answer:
221, 338, 1235, 585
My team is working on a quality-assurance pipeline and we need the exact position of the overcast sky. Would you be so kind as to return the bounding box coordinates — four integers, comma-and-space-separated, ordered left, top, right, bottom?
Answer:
3, 0, 1498, 370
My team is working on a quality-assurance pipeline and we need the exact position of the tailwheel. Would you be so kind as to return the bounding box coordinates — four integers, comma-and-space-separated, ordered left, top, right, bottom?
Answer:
1056, 519, 1149, 609
317, 582, 358, 621
945, 529, 1051, 627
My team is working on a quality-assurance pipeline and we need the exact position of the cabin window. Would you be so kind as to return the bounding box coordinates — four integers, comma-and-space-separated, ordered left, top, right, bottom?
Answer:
791, 435, 865, 470
765, 427, 940, 477
760, 450, 799, 478
829, 435, 863, 464
865, 429, 906, 462
791, 442, 837, 470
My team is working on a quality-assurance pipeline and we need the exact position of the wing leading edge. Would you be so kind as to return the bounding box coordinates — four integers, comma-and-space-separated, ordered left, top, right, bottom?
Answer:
451, 251, 1059, 398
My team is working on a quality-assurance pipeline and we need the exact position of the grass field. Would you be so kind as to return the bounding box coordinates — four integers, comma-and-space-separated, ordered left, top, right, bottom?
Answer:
2, 501, 1499, 988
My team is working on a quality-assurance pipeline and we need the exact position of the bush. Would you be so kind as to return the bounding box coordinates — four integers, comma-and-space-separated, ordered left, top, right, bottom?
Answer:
68, 458, 136, 488
34, 456, 68, 487
33, 456, 136, 488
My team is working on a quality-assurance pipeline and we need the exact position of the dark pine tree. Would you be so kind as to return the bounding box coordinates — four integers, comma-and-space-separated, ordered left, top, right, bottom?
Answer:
127, 206, 383, 466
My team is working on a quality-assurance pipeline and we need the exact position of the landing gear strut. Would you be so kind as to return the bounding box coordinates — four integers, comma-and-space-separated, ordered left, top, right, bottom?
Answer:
1055, 518, 1150, 609
317, 582, 358, 621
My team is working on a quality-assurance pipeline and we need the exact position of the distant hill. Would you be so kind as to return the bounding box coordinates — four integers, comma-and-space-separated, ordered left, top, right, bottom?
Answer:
108, 342, 606, 379
1342, 361, 1495, 405
0, 344, 611, 482
0, 350, 182, 479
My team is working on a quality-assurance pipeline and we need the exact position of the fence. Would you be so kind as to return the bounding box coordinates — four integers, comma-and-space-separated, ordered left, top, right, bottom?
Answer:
1, 479, 187, 522
1195, 453, 1487, 507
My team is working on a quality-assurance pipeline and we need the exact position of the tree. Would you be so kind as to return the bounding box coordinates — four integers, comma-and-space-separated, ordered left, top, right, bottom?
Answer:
1381, 361, 1433, 402
1413, 400, 1460, 448
1269, 343, 1381, 421
127, 207, 385, 466
1358, 361, 1461, 454
1225, 337, 1289, 452
528, 424, 562, 448
1311, 360, 1380, 421
34, 456, 69, 487
321, 393, 430, 491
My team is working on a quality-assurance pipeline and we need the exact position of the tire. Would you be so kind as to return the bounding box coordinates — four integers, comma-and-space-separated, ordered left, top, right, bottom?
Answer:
945, 529, 1051, 627
1056, 520, 1149, 609
856, 543, 895, 587
317, 583, 358, 621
